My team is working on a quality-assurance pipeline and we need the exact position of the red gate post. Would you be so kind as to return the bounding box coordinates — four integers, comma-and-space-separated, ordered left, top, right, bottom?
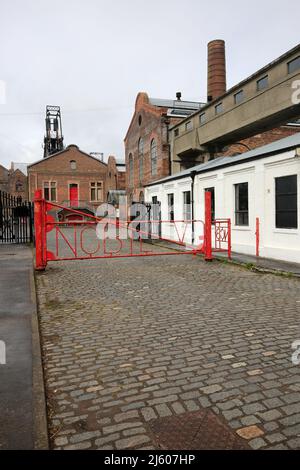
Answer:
255, 217, 260, 257
204, 191, 213, 261
34, 189, 47, 270
228, 218, 232, 260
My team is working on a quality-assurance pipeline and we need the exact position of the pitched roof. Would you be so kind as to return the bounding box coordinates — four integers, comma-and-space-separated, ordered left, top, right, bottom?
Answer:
146, 132, 300, 186
27, 144, 107, 168
124, 92, 204, 141
12, 163, 28, 176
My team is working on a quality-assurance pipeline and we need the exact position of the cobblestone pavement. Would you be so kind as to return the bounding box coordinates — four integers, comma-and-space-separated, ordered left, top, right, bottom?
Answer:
36, 241, 300, 450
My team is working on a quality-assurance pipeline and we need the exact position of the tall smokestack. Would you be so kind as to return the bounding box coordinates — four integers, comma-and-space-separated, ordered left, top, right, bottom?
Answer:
207, 39, 226, 102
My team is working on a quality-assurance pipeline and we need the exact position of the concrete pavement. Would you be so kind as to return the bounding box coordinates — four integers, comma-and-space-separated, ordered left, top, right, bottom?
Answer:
0, 244, 48, 450
216, 251, 300, 277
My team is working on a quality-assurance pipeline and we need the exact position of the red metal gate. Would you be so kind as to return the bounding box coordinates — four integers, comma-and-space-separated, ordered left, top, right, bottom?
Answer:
34, 190, 231, 270
213, 219, 232, 259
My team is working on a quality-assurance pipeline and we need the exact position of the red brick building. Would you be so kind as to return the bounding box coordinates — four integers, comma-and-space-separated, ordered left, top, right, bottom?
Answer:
124, 92, 203, 203
0, 163, 28, 200
28, 144, 125, 219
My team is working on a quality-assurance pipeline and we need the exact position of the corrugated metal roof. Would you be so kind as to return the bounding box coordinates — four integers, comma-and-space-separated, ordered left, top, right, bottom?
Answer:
146, 132, 300, 186
149, 98, 203, 110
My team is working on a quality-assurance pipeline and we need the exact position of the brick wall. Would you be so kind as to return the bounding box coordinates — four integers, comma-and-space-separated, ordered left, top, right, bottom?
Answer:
8, 168, 28, 200
106, 156, 126, 195
117, 171, 126, 190
0, 164, 9, 192
220, 125, 300, 157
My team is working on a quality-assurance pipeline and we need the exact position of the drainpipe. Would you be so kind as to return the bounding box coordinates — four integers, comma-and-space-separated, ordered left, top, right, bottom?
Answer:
163, 115, 171, 175
190, 170, 197, 245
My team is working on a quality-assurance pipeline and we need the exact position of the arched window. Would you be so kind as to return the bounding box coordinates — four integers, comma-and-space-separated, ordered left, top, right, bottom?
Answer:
128, 153, 133, 187
150, 139, 157, 176
70, 160, 76, 170
139, 191, 144, 203
138, 138, 144, 182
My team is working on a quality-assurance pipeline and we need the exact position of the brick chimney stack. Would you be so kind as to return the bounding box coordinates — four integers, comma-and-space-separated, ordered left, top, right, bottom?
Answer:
207, 39, 226, 102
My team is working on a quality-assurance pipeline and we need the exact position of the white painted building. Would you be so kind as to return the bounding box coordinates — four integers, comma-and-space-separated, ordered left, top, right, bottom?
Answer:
145, 133, 300, 263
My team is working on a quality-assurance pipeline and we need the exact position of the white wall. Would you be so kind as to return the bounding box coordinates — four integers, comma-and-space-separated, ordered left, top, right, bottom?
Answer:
146, 179, 197, 247
145, 149, 300, 263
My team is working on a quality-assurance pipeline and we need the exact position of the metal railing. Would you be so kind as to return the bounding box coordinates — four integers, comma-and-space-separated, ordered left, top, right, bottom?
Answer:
0, 190, 33, 243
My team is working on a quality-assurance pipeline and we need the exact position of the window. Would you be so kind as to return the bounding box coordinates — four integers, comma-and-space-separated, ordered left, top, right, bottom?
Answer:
275, 175, 298, 229
215, 102, 223, 115
183, 191, 191, 221
138, 138, 144, 181
205, 187, 215, 221
151, 196, 160, 222
150, 139, 157, 176
90, 182, 103, 202
167, 193, 174, 222
43, 181, 57, 201
138, 115, 142, 126
257, 75, 268, 91
288, 56, 300, 74
234, 90, 244, 105
139, 158, 143, 182
70, 160, 76, 170
199, 113, 206, 125
235, 183, 248, 226
185, 121, 193, 131
128, 153, 133, 187
15, 180, 23, 192
174, 128, 179, 137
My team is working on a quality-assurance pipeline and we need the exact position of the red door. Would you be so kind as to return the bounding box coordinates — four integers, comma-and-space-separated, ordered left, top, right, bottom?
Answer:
69, 184, 78, 207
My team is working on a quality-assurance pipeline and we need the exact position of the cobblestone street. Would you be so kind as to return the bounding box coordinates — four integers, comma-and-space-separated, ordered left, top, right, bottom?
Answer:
36, 243, 300, 450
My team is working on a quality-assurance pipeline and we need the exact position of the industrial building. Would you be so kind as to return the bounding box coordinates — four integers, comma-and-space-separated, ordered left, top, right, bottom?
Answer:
125, 40, 300, 208
170, 41, 300, 172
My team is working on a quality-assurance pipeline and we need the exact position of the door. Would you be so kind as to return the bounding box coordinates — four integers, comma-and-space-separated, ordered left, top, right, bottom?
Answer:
151, 196, 161, 238
69, 184, 79, 207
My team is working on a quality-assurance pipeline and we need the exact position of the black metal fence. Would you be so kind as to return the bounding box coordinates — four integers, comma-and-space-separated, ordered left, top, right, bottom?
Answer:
0, 190, 33, 244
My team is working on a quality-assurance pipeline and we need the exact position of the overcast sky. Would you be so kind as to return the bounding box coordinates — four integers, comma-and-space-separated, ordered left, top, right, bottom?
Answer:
0, 0, 300, 167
